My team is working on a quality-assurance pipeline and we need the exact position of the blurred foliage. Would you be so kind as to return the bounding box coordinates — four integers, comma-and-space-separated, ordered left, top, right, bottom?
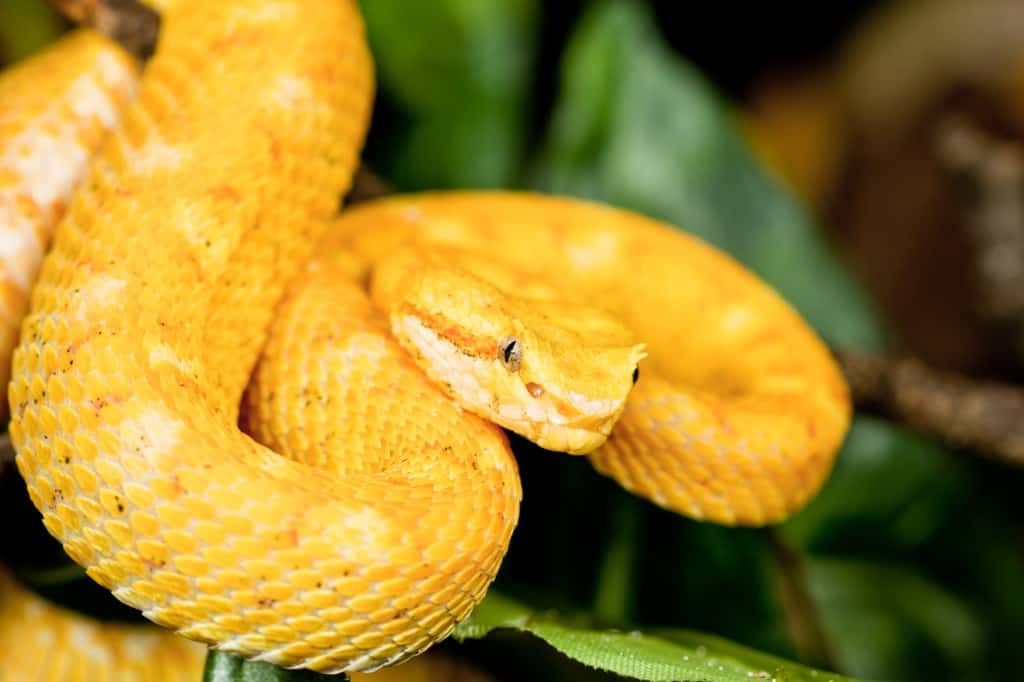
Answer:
743, 71, 847, 211
365, 0, 882, 350
0, 0, 62, 64
805, 559, 984, 681
360, 0, 537, 188
3, 0, 1024, 681
530, 1, 882, 351
781, 417, 963, 553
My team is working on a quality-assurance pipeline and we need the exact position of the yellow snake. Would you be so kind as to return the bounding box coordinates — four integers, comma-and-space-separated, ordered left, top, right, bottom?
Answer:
0, 567, 206, 681
0, 568, 487, 681
0, 30, 138, 426
0, 0, 851, 677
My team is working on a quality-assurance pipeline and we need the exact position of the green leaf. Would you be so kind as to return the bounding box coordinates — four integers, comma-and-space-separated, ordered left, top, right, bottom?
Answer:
783, 416, 964, 552
0, 0, 63, 65
806, 559, 986, 681
454, 591, 870, 682
628, 520, 789, 656
203, 651, 346, 682
592, 495, 643, 624
531, 0, 882, 349
359, 0, 537, 189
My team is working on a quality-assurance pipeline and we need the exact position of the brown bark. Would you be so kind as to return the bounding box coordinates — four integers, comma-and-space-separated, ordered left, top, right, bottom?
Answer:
837, 348, 1024, 466
937, 114, 1024, 360
45, 0, 159, 59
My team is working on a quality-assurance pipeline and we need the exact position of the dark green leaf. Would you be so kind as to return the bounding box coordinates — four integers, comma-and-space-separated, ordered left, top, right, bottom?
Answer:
531, 0, 882, 348
0, 0, 63, 65
359, 0, 537, 188
203, 651, 345, 682
783, 416, 964, 552
629, 519, 789, 657
592, 495, 643, 624
806, 558, 986, 681
455, 591, 870, 682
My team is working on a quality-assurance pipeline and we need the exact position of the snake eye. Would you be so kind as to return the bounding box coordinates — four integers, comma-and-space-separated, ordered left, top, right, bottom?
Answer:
632, 367, 640, 384
499, 336, 522, 373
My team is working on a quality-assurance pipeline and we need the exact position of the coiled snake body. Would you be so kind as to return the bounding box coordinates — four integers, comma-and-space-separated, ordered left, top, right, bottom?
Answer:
1, 0, 850, 675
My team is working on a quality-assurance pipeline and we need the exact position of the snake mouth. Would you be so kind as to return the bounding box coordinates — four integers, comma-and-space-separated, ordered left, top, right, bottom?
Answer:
494, 384, 629, 454
391, 313, 636, 454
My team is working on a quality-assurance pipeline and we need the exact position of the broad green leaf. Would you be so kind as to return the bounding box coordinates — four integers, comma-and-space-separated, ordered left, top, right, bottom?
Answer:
359, 0, 537, 189
454, 591, 869, 682
0, 0, 63, 65
929, 487, 1024, 674
806, 559, 986, 681
531, 0, 881, 349
203, 651, 344, 682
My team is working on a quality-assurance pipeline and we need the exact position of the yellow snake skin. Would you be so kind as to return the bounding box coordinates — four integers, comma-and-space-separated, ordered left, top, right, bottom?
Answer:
0, 569, 484, 682
5, 0, 485, 672
0, 568, 205, 682
0, 30, 138, 421
2, 0, 851, 676
327, 193, 851, 526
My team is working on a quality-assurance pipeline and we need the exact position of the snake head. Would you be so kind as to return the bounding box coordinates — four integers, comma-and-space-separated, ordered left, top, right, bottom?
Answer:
373, 248, 646, 454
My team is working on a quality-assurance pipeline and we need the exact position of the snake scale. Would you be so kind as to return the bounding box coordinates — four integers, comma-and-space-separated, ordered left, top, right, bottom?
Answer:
0, 0, 851, 677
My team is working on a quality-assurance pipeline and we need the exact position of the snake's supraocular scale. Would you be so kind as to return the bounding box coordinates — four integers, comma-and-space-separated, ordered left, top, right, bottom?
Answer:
0, 30, 138, 421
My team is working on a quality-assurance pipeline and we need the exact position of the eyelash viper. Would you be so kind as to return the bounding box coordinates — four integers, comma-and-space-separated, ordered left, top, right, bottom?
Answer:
0, 0, 850, 677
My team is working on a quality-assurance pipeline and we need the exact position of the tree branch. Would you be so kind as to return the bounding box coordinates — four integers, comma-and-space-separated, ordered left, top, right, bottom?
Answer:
836, 347, 1024, 466
45, 0, 159, 59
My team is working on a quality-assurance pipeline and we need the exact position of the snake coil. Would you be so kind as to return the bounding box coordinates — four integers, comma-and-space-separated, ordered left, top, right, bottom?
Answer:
1, 0, 850, 676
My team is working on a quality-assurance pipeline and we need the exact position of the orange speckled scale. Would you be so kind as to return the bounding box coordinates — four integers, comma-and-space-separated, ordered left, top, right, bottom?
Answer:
0, 31, 138, 419
0, 569, 205, 682
2, 0, 523, 673
326, 192, 852, 526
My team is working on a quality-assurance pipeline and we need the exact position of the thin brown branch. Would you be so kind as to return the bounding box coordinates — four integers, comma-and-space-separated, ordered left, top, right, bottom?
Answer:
836, 347, 1024, 466
764, 529, 838, 672
45, 0, 159, 59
